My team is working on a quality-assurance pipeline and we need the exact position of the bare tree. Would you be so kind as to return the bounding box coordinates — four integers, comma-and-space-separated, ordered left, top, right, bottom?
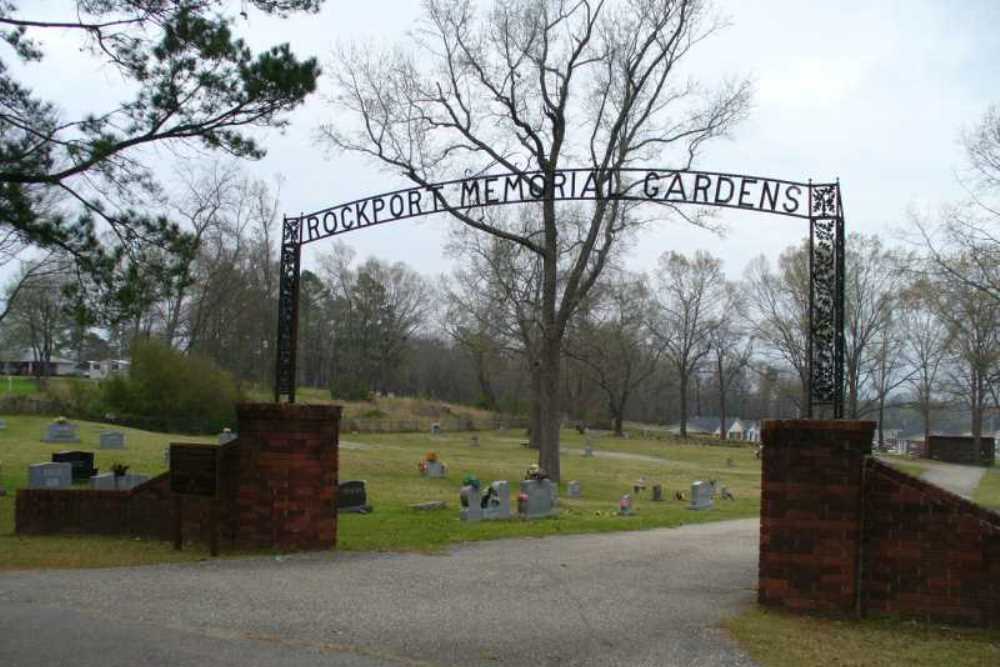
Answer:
899, 280, 949, 444
709, 281, 753, 439
566, 273, 663, 436
916, 105, 1000, 302
651, 250, 723, 437
743, 244, 810, 414
841, 235, 899, 417
932, 255, 1000, 448
323, 0, 750, 479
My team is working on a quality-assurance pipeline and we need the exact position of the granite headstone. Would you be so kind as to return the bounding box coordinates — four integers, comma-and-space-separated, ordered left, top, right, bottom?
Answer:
42, 422, 80, 444
51, 450, 96, 482
28, 462, 72, 489
99, 431, 125, 449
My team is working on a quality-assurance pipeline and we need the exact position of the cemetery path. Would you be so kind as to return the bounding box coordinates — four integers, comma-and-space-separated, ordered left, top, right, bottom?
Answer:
917, 460, 987, 499
0, 518, 760, 667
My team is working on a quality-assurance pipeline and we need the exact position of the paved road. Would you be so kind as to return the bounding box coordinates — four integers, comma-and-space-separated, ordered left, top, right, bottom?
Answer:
918, 460, 987, 499
0, 519, 760, 667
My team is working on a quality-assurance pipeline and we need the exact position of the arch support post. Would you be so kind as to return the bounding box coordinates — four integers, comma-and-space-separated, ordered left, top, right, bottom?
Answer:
274, 216, 302, 403
807, 183, 845, 418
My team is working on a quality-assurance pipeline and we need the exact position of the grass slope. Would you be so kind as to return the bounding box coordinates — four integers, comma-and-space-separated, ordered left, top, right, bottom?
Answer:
0, 415, 760, 570
973, 466, 1000, 511
726, 608, 1000, 667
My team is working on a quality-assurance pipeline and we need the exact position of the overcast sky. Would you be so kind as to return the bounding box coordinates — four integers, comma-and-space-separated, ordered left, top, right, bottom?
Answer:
18, 0, 1000, 279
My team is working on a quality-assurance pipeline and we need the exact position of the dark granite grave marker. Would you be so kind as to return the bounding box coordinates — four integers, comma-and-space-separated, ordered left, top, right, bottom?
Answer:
51, 450, 97, 482
336, 480, 372, 513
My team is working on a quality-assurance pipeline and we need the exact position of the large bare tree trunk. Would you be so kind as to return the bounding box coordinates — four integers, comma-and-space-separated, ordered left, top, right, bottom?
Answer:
537, 331, 563, 481
718, 355, 727, 441
679, 372, 689, 438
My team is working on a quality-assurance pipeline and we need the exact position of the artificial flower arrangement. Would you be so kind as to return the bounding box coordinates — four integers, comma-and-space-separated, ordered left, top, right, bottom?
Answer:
418, 450, 447, 475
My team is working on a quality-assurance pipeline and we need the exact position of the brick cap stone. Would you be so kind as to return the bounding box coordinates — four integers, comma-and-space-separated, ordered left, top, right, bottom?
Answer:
236, 402, 343, 421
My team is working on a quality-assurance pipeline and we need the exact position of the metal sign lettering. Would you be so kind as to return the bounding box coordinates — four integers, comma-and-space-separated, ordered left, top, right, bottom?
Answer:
277, 168, 845, 417
288, 169, 814, 246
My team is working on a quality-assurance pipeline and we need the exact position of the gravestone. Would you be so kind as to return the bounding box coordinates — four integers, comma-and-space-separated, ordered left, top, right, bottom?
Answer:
0, 417, 6, 430
481, 481, 512, 520
431, 422, 441, 435
411, 500, 447, 511
336, 480, 373, 513
423, 460, 446, 478
567, 480, 582, 497
652, 484, 664, 502
689, 480, 714, 511
99, 431, 125, 449
618, 494, 635, 516
583, 445, 594, 458
42, 421, 79, 444
218, 430, 237, 445
90, 472, 149, 491
519, 478, 557, 519
28, 462, 72, 489
163, 447, 170, 466
460, 484, 482, 522
51, 450, 97, 482
633, 476, 646, 494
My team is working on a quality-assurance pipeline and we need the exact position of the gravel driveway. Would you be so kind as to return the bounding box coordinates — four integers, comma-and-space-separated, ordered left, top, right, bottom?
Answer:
0, 519, 759, 667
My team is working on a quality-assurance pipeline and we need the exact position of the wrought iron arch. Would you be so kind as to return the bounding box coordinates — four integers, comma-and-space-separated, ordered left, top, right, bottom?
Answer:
277, 168, 844, 417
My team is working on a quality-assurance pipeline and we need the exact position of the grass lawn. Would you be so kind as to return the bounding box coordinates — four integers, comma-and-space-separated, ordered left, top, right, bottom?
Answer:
877, 454, 926, 479
0, 415, 761, 569
973, 466, 1000, 511
337, 428, 760, 551
725, 608, 1000, 667
0, 375, 41, 397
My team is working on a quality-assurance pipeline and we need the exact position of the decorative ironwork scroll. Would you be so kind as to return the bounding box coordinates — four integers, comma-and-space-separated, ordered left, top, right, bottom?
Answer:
275, 169, 846, 415
807, 182, 845, 418
274, 216, 302, 403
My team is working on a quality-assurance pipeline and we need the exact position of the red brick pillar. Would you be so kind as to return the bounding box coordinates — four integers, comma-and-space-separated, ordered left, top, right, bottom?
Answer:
758, 419, 875, 614
234, 403, 341, 551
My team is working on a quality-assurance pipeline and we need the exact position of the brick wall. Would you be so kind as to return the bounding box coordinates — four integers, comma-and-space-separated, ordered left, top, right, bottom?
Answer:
230, 403, 340, 551
758, 419, 874, 615
16, 473, 215, 543
759, 418, 1000, 628
862, 460, 1000, 627
16, 402, 341, 553
927, 435, 996, 467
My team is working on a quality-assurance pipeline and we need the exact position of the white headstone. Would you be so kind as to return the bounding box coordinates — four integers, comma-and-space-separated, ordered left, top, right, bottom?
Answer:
567, 480, 582, 497
218, 430, 237, 445
689, 481, 714, 511
460, 485, 482, 522
583, 445, 594, 458
28, 462, 72, 489
482, 480, 512, 520
423, 460, 446, 478
90, 472, 149, 491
